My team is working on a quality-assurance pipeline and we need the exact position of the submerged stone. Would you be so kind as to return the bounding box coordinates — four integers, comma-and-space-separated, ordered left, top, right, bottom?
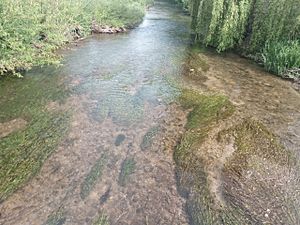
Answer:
115, 134, 126, 146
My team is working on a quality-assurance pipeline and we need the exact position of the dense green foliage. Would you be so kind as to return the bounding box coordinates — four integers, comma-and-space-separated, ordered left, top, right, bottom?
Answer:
262, 40, 300, 77
180, 0, 300, 78
0, 0, 151, 76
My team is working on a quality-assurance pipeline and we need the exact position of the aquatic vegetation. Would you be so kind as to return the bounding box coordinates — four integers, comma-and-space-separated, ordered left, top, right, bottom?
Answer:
99, 186, 111, 205
0, 112, 70, 201
183, 51, 210, 81
89, 102, 110, 123
118, 158, 136, 186
109, 95, 144, 126
89, 93, 144, 126
0, 68, 71, 201
93, 213, 110, 225
80, 154, 107, 199
175, 88, 300, 224
43, 210, 66, 225
140, 126, 160, 151
178, 89, 234, 129
220, 120, 300, 225
0, 69, 67, 122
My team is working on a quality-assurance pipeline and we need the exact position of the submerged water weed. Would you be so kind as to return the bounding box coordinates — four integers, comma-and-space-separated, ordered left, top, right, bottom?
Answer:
175, 87, 299, 224
178, 89, 234, 129
109, 94, 144, 126
118, 158, 136, 186
175, 88, 235, 182
140, 126, 160, 151
183, 51, 210, 80
80, 153, 108, 199
89, 101, 109, 123
220, 120, 300, 225
0, 112, 70, 201
93, 213, 110, 225
0, 68, 71, 201
0, 70, 67, 123
43, 209, 66, 225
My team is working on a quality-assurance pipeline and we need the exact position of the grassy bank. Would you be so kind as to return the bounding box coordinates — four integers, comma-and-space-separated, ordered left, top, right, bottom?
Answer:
0, 0, 153, 76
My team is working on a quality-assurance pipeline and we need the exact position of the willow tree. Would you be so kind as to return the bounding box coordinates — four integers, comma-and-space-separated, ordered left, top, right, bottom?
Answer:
187, 0, 300, 77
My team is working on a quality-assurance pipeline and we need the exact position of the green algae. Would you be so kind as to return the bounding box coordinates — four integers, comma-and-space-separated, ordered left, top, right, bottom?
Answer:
80, 153, 107, 199
118, 158, 136, 187
140, 126, 160, 151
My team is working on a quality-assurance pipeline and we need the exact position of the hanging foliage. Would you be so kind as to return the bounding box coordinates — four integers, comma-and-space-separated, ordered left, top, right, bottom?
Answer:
185, 0, 300, 77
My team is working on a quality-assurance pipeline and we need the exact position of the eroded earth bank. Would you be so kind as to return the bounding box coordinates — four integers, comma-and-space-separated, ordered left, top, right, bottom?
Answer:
0, 1, 300, 225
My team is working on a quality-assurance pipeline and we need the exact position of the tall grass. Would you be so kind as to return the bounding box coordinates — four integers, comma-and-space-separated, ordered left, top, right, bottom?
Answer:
262, 40, 300, 79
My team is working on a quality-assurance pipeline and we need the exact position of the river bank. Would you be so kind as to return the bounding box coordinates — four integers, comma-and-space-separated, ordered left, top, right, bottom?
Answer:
0, 0, 153, 77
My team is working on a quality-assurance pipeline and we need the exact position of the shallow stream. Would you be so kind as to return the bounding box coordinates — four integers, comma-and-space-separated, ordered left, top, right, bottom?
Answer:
0, 1, 300, 225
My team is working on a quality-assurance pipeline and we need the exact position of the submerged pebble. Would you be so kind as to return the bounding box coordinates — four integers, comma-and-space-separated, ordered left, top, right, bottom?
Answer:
115, 134, 126, 146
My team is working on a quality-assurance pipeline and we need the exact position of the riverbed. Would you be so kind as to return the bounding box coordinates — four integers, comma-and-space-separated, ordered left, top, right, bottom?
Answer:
0, 1, 299, 225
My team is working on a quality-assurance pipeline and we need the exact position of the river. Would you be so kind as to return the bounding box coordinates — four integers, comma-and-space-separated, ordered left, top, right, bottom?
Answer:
0, 1, 300, 225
